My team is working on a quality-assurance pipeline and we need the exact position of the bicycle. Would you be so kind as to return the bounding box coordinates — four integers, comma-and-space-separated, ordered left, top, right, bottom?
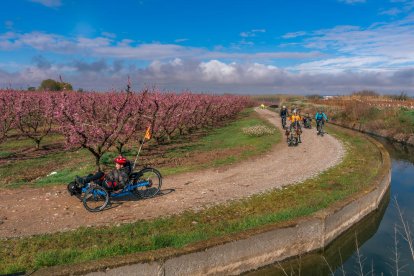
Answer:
286, 122, 301, 146
316, 119, 325, 136
303, 118, 312, 129
281, 116, 287, 129
68, 167, 162, 212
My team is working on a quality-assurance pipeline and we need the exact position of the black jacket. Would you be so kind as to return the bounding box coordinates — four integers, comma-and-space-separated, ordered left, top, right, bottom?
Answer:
280, 109, 288, 117
105, 166, 130, 188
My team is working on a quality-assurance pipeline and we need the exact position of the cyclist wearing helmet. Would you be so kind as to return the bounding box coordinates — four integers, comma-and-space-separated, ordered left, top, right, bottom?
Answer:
72, 155, 131, 193
289, 109, 302, 142
280, 105, 289, 128
315, 109, 328, 123
105, 156, 131, 189
315, 109, 328, 133
280, 105, 288, 117
303, 112, 312, 128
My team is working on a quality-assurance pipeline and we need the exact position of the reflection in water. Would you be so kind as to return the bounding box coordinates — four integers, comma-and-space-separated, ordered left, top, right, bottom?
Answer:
246, 139, 414, 275
378, 138, 414, 164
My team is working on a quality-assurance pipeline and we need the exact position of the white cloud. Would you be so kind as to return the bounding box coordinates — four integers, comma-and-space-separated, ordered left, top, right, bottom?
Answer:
239, 32, 249, 38
303, 16, 414, 68
94, 43, 198, 59
77, 37, 112, 48
291, 56, 390, 73
202, 51, 322, 60
174, 38, 189, 43
29, 0, 62, 8
282, 31, 307, 39
380, 8, 402, 16
199, 60, 240, 83
1, 58, 414, 94
2, 14, 414, 94
240, 29, 266, 38
0, 31, 320, 61
386, 0, 414, 12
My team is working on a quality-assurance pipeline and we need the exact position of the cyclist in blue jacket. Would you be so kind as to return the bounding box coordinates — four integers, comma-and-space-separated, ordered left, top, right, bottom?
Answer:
315, 109, 328, 134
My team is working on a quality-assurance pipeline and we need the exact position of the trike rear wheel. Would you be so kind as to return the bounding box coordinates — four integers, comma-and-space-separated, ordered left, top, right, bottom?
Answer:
83, 186, 109, 212
133, 167, 162, 198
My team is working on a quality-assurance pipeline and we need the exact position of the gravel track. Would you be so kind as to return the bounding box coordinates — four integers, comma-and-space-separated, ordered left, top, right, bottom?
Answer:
0, 108, 344, 238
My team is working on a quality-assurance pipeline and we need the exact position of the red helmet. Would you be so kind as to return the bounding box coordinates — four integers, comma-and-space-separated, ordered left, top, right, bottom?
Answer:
114, 156, 127, 165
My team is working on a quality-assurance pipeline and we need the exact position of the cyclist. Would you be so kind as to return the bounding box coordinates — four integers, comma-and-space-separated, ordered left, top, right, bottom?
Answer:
315, 109, 328, 135
303, 113, 312, 128
289, 110, 302, 143
280, 105, 289, 128
73, 156, 131, 192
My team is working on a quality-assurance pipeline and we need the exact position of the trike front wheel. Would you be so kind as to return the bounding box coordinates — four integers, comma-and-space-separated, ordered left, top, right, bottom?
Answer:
83, 185, 109, 212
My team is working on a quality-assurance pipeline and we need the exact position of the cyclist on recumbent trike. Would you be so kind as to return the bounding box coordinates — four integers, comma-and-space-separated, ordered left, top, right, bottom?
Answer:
67, 127, 162, 212
68, 156, 130, 195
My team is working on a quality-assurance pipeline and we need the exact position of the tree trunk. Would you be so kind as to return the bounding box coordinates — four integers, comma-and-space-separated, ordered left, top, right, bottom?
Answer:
116, 142, 124, 155
35, 139, 41, 150
95, 156, 102, 171
165, 133, 172, 143
87, 148, 102, 171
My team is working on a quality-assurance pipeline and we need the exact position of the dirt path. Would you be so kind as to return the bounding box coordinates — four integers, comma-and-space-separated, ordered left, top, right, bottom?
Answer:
0, 109, 344, 238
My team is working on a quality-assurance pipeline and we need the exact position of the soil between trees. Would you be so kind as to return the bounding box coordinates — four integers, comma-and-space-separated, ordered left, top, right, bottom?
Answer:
0, 108, 344, 238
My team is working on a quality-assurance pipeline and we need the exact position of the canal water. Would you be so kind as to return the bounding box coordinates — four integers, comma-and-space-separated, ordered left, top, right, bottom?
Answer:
246, 139, 414, 275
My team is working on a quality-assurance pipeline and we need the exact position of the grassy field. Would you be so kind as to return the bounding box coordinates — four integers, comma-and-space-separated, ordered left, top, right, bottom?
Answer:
0, 109, 280, 189
0, 123, 383, 274
399, 109, 414, 132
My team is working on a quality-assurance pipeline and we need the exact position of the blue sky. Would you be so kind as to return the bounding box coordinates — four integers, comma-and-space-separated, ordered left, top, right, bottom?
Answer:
1, 0, 414, 94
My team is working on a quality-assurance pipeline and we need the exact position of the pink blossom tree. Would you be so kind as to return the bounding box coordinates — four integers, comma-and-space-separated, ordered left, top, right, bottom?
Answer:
0, 90, 16, 143
14, 92, 57, 149
115, 92, 148, 154
56, 91, 136, 170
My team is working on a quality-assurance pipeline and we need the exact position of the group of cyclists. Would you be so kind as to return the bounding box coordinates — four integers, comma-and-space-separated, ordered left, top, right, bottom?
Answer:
279, 105, 329, 143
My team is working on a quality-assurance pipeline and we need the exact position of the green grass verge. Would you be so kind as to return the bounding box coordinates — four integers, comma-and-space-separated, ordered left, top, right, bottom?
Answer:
0, 133, 64, 151
0, 109, 280, 188
0, 125, 382, 274
398, 109, 414, 133
0, 149, 95, 189
0, 151, 12, 158
160, 109, 280, 175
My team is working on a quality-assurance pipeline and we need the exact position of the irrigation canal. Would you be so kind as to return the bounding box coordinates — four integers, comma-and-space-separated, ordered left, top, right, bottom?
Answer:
246, 138, 414, 275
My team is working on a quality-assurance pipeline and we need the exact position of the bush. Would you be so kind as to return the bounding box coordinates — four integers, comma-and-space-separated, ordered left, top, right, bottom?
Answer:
389, 92, 410, 101
398, 109, 414, 125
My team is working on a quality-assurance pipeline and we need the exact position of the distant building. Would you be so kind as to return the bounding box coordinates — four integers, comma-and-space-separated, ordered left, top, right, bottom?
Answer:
323, 95, 336, 100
